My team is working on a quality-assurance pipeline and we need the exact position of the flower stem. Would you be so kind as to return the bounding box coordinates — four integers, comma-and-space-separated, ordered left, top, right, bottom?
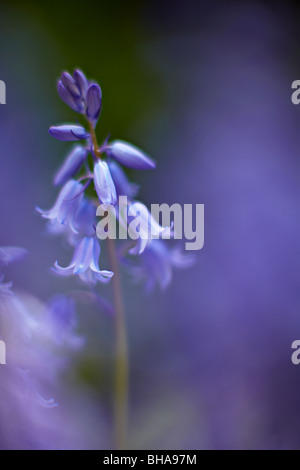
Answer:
107, 237, 129, 450
87, 120, 129, 450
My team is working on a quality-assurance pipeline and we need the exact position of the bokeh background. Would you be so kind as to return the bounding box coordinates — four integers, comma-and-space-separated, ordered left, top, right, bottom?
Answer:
1, 0, 300, 449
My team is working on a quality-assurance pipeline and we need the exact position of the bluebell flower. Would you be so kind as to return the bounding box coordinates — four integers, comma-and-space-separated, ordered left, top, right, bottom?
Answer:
104, 140, 156, 170
57, 69, 90, 114
53, 237, 114, 285
61, 72, 81, 99
0, 246, 28, 268
37, 180, 83, 225
122, 239, 195, 292
108, 160, 139, 199
49, 125, 89, 141
43, 295, 84, 350
57, 80, 84, 113
73, 69, 89, 99
71, 197, 97, 238
86, 84, 102, 123
54, 146, 88, 186
94, 160, 117, 206
0, 246, 28, 297
118, 200, 173, 255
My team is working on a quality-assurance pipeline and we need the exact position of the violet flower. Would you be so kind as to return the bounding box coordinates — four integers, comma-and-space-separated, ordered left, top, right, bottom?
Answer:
53, 237, 114, 285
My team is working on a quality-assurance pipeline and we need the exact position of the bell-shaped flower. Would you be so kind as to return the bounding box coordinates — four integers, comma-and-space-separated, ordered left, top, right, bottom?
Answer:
94, 160, 117, 206
86, 84, 102, 123
104, 140, 156, 170
71, 197, 97, 238
49, 125, 89, 141
118, 200, 173, 255
54, 146, 88, 186
37, 180, 84, 225
53, 237, 114, 285
108, 161, 139, 199
122, 239, 195, 292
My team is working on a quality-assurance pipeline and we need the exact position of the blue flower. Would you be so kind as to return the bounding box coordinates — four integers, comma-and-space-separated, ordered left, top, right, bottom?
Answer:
0, 246, 28, 267
57, 70, 89, 113
122, 239, 195, 291
0, 246, 28, 297
37, 180, 84, 225
86, 84, 102, 123
108, 160, 139, 199
49, 125, 89, 141
73, 69, 89, 99
104, 140, 156, 170
57, 80, 84, 113
53, 237, 114, 285
94, 160, 117, 206
43, 295, 84, 350
54, 145, 88, 186
118, 200, 173, 255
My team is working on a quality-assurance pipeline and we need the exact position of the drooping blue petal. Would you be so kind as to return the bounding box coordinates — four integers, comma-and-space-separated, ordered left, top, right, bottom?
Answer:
49, 125, 89, 141
104, 140, 156, 170
57, 81, 84, 113
54, 146, 88, 186
94, 160, 117, 206
37, 180, 83, 225
90, 239, 114, 281
61, 72, 81, 98
71, 198, 96, 237
108, 160, 139, 198
86, 84, 102, 122
52, 261, 75, 277
73, 69, 89, 99
73, 237, 94, 275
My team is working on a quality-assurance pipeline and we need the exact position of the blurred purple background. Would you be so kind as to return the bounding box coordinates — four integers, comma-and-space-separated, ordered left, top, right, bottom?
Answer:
1, 0, 300, 449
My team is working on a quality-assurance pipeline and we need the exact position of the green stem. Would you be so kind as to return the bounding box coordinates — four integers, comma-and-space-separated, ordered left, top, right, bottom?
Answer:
87, 120, 129, 450
107, 237, 129, 450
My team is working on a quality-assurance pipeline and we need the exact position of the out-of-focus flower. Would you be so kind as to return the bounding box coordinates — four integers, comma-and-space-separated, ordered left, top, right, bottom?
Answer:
0, 245, 84, 449
0, 246, 28, 297
53, 236, 114, 285
122, 239, 195, 291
